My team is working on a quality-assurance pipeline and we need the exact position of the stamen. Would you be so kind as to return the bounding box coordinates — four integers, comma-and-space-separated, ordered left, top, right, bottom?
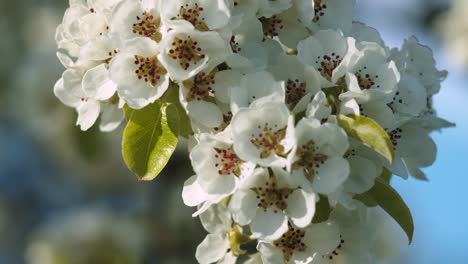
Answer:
315, 53, 342, 81
256, 177, 291, 210
132, 12, 162, 42
292, 140, 328, 178
286, 79, 307, 108
313, 0, 327, 23
251, 123, 287, 159
214, 112, 233, 132
168, 36, 206, 70
182, 71, 216, 101
355, 68, 378, 90
174, 3, 209, 31
274, 225, 307, 262
260, 15, 284, 40
388, 128, 403, 149
213, 146, 244, 176
134, 55, 167, 86
323, 235, 345, 261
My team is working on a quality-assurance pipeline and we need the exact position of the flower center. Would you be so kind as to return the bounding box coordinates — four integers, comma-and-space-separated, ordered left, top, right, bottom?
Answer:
182, 71, 216, 101
134, 55, 167, 86
175, 3, 209, 31
292, 140, 328, 178
214, 146, 244, 176
323, 236, 345, 261
132, 12, 162, 42
274, 225, 306, 262
315, 53, 342, 81
387, 91, 404, 113
214, 111, 233, 132
168, 37, 206, 70
286, 79, 307, 109
313, 0, 327, 23
255, 177, 291, 211
260, 15, 284, 40
251, 124, 287, 159
388, 128, 403, 149
355, 68, 379, 90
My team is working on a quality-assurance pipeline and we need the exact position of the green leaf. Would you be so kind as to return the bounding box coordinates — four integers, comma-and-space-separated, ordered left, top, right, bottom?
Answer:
122, 101, 179, 181
378, 168, 392, 184
355, 177, 414, 244
161, 83, 193, 137
337, 114, 394, 164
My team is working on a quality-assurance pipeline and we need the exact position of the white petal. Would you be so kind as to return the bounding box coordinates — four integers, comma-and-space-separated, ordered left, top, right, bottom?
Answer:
388, 154, 409, 179
199, 203, 232, 234
306, 92, 332, 120
196, 233, 229, 264
187, 101, 223, 128
82, 64, 117, 100
286, 189, 316, 228
218, 251, 238, 264
251, 209, 288, 241
212, 70, 242, 104
80, 36, 113, 61
99, 104, 124, 132
229, 190, 258, 225
257, 242, 285, 264
398, 125, 437, 167
55, 69, 85, 107
182, 175, 207, 207
76, 100, 100, 131
304, 221, 340, 255
344, 156, 379, 194
313, 157, 350, 195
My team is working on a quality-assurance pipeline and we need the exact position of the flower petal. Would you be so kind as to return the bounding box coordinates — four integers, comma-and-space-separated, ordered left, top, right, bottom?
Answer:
195, 233, 229, 264
286, 189, 316, 228
251, 209, 288, 241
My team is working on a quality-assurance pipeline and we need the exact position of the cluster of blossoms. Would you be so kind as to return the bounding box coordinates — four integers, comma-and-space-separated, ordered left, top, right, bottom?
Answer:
54, 0, 452, 263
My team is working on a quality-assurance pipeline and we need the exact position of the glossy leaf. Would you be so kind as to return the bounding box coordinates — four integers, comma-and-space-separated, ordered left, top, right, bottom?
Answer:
337, 114, 394, 164
162, 83, 193, 137
355, 177, 414, 244
122, 101, 179, 181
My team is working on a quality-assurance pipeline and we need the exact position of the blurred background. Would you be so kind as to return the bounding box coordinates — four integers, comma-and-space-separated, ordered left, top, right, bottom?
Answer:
0, 0, 466, 263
